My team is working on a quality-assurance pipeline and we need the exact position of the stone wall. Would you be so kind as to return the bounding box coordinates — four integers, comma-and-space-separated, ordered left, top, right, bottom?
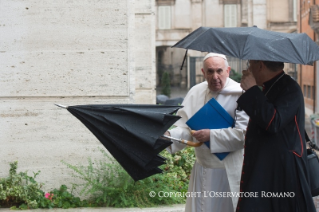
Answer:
0, 0, 155, 192
134, 0, 156, 103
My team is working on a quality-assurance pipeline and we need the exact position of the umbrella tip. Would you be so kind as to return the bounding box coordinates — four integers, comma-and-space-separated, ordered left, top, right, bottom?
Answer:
54, 103, 68, 109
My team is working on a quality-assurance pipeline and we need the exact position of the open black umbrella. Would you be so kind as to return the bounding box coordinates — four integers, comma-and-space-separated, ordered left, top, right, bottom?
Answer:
55, 103, 201, 181
172, 26, 319, 65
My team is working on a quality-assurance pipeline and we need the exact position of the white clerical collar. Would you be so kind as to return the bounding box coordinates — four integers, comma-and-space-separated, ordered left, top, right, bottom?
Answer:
205, 78, 230, 103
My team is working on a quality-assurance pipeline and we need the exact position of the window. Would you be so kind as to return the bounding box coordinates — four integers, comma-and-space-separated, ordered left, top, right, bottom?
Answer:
293, 0, 297, 21
307, 85, 311, 98
303, 85, 307, 97
224, 4, 237, 27
158, 6, 171, 29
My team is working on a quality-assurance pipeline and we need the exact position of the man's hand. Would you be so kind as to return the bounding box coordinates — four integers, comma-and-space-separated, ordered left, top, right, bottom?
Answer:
163, 131, 171, 141
164, 131, 170, 136
192, 129, 210, 143
164, 131, 172, 151
240, 70, 257, 91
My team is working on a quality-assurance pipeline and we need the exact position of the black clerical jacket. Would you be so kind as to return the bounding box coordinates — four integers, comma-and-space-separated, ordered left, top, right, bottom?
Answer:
236, 72, 316, 212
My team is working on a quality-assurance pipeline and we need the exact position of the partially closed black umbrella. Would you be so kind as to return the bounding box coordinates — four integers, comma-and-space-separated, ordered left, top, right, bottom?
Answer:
172, 26, 319, 65
56, 104, 182, 181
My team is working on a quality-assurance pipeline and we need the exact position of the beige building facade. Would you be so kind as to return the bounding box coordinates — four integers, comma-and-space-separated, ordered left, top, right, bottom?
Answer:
0, 0, 156, 191
156, 0, 298, 88
299, 1, 319, 114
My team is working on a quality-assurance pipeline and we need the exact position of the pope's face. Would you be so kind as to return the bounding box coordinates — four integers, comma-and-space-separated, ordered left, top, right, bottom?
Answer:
202, 57, 230, 92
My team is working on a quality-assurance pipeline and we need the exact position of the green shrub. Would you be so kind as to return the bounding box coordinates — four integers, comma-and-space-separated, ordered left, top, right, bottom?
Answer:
0, 161, 90, 210
161, 71, 171, 97
229, 69, 242, 83
160, 147, 195, 192
36, 185, 92, 209
0, 147, 196, 209
63, 147, 195, 208
0, 161, 42, 209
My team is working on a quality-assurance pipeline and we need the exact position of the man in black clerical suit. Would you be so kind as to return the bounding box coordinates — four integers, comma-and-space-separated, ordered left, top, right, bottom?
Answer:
236, 60, 316, 212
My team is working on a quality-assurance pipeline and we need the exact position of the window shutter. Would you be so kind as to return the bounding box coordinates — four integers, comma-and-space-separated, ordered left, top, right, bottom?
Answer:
224, 4, 237, 27
158, 6, 171, 29
220, 0, 240, 4
293, 0, 297, 21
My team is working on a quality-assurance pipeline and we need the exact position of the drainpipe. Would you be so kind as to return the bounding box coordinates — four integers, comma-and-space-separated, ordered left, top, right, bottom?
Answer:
299, 0, 302, 87
313, 31, 317, 113
313, 0, 317, 113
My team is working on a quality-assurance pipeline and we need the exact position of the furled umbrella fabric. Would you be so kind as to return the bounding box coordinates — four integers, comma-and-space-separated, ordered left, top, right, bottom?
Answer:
63, 104, 182, 181
172, 26, 319, 65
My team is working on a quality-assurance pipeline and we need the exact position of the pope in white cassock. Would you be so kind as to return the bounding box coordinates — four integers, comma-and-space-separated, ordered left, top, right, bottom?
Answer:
165, 53, 249, 212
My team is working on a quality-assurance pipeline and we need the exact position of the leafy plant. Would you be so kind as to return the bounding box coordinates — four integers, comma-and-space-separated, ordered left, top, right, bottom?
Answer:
0, 161, 42, 209
0, 161, 91, 210
0, 147, 195, 209
63, 147, 195, 208
229, 68, 242, 82
161, 71, 171, 97
36, 185, 92, 209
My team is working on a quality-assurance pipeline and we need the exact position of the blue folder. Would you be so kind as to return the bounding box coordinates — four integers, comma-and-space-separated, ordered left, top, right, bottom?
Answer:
186, 98, 234, 160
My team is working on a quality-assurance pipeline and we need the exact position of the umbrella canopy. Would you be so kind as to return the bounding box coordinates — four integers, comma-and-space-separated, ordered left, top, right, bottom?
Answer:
59, 104, 182, 181
172, 26, 319, 65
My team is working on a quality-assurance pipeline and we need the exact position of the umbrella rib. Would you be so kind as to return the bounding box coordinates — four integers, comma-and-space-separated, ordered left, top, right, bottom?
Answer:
240, 29, 256, 60
286, 37, 305, 65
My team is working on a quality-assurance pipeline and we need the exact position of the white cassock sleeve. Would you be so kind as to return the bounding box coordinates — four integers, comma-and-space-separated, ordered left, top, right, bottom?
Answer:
209, 109, 248, 153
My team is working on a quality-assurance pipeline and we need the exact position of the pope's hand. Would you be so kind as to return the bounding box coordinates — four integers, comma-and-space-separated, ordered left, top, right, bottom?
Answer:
191, 129, 210, 143
240, 70, 257, 91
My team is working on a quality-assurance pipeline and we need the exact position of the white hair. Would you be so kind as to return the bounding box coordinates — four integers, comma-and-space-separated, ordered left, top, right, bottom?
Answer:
203, 52, 229, 67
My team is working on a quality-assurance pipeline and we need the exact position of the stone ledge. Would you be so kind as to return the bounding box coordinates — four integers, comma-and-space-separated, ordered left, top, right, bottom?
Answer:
0, 204, 185, 212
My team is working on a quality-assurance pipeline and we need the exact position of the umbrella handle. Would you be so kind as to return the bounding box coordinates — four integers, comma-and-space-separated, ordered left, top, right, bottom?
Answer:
184, 140, 203, 147
187, 130, 203, 147
161, 135, 203, 147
